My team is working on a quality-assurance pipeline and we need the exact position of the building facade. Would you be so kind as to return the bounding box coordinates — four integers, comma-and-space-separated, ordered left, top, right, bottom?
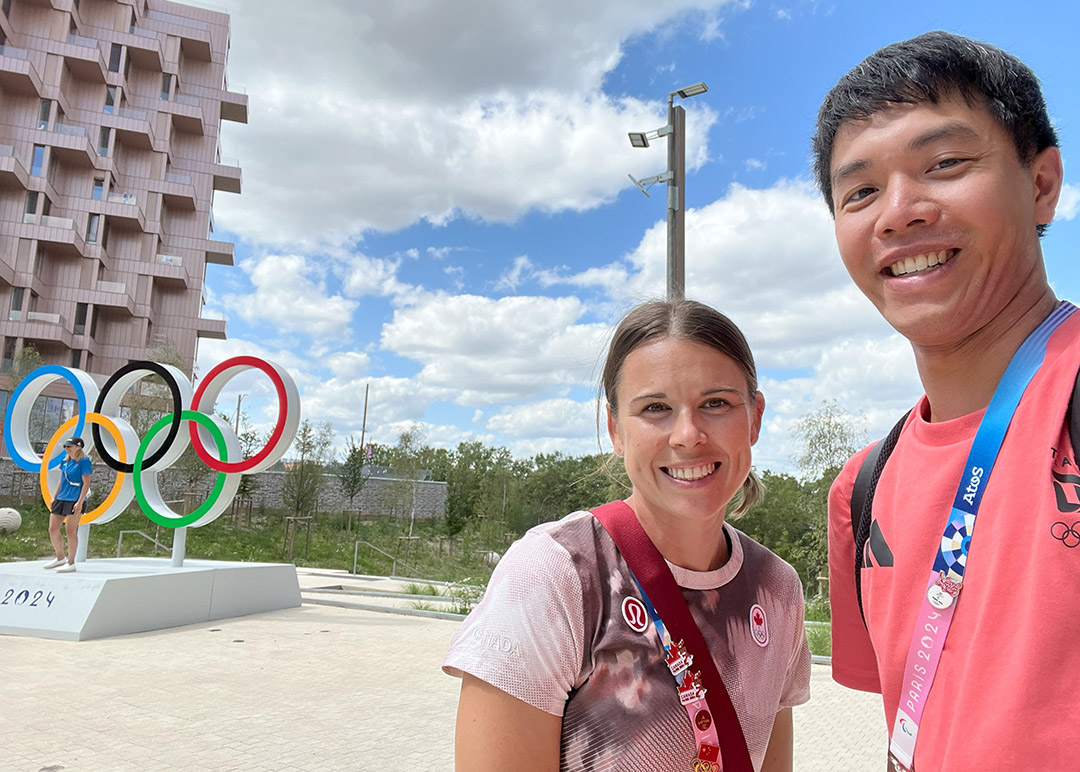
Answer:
0, 0, 244, 388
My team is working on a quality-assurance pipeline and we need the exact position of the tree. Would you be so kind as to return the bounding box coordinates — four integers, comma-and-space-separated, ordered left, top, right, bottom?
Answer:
791, 399, 869, 481
337, 435, 369, 532
9, 343, 44, 386
281, 419, 335, 517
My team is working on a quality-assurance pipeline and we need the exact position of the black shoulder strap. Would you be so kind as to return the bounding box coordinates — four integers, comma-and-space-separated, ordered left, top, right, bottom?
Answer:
850, 410, 910, 627
1069, 367, 1080, 462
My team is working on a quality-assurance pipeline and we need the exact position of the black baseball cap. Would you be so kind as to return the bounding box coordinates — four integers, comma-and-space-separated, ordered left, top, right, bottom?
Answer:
63, 437, 84, 448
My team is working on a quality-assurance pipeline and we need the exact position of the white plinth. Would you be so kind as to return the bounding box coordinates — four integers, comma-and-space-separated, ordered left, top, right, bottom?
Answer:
0, 558, 301, 641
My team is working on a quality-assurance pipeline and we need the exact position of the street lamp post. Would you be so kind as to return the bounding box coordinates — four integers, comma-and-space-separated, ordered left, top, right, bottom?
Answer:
627, 81, 708, 301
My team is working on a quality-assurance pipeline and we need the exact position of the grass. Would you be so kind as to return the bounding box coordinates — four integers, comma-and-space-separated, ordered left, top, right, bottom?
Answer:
804, 594, 832, 658
0, 501, 498, 585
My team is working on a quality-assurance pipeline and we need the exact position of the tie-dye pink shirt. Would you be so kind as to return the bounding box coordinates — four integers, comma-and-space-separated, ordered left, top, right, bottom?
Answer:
443, 510, 811, 771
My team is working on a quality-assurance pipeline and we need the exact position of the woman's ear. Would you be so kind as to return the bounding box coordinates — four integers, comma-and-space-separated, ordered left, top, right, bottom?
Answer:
750, 391, 765, 445
606, 404, 624, 456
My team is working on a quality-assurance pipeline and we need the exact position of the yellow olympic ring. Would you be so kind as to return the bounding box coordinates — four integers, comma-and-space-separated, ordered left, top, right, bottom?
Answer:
40, 413, 135, 525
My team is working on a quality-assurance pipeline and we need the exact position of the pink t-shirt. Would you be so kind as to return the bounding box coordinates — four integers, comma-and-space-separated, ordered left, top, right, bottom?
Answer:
829, 311, 1080, 769
444, 510, 811, 771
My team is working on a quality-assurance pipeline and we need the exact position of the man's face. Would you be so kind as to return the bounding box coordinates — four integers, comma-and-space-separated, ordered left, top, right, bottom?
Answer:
829, 95, 1061, 347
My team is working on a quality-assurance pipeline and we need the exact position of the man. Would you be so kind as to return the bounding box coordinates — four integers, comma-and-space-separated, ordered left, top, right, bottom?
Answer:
815, 31, 1077, 770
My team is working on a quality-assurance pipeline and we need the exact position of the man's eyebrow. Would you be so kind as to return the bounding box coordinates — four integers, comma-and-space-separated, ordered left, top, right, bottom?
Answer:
831, 121, 981, 194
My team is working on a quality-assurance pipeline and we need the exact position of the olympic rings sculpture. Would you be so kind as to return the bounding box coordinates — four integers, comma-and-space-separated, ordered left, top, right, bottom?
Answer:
3, 356, 300, 530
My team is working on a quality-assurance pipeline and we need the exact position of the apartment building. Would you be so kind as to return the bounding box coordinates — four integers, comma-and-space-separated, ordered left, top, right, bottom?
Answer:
0, 0, 244, 399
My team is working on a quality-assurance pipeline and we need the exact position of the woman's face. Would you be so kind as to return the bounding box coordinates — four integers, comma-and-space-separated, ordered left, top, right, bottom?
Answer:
607, 337, 764, 528
64, 444, 77, 459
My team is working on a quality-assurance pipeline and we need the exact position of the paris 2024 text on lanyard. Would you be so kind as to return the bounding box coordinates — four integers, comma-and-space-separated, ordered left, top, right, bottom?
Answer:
887, 300, 1077, 772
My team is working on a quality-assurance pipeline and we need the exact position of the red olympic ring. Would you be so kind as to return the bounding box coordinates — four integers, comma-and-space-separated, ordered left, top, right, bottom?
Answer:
189, 356, 298, 474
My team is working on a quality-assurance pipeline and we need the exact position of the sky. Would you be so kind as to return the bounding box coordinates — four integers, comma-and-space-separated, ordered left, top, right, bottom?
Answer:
192, 0, 1080, 475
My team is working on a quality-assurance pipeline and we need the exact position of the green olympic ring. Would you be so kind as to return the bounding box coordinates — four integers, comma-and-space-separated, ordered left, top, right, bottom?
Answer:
133, 410, 241, 529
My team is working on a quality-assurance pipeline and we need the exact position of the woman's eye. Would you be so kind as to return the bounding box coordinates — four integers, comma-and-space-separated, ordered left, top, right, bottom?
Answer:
642, 403, 668, 413
703, 398, 730, 409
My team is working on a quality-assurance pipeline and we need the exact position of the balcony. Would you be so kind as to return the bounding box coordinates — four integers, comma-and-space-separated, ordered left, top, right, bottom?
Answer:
60, 35, 107, 83
121, 27, 164, 71
0, 235, 16, 285
0, 144, 29, 189
146, 10, 212, 61
219, 88, 248, 124
212, 158, 241, 194
1, 310, 73, 347
144, 252, 192, 288
92, 280, 135, 315
108, 106, 157, 151
46, 123, 97, 167
196, 314, 226, 340
101, 191, 146, 230
31, 215, 87, 258
206, 238, 233, 266
139, 93, 204, 135
0, 44, 44, 96
148, 172, 196, 210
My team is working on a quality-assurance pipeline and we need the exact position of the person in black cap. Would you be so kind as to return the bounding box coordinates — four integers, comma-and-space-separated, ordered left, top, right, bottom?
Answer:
43, 436, 92, 573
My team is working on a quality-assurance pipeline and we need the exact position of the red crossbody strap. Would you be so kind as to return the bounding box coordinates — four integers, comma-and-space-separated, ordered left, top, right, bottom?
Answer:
592, 500, 754, 772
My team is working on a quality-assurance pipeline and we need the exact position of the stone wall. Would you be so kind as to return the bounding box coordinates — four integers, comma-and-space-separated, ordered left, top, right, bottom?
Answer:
0, 459, 448, 520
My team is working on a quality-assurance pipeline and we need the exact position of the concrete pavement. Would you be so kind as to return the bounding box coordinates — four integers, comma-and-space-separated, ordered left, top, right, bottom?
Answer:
0, 568, 886, 771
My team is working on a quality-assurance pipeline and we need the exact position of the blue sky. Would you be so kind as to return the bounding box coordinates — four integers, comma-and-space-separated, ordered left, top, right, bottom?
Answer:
194, 0, 1080, 473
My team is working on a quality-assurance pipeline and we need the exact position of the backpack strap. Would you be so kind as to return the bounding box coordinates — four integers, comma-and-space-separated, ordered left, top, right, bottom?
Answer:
1069, 366, 1080, 462
850, 410, 910, 627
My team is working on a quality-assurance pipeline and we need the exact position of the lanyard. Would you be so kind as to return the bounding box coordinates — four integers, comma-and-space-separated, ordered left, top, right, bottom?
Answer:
888, 301, 1076, 772
631, 576, 723, 772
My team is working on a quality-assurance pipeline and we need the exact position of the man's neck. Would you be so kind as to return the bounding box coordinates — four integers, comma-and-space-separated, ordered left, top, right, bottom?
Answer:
914, 290, 1059, 422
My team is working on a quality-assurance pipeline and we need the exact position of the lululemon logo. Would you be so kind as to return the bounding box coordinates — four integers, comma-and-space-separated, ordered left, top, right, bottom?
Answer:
621, 596, 649, 633
749, 603, 769, 647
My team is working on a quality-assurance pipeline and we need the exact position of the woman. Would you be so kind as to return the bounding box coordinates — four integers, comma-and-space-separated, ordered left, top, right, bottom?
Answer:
444, 300, 810, 772
43, 436, 92, 574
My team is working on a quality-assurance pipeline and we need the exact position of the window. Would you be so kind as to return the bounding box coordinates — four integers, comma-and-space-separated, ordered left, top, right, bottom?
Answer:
104, 86, 117, 114
101, 219, 110, 250
37, 99, 51, 130
33, 244, 44, 277
24, 191, 38, 223
2, 0, 11, 19
74, 303, 88, 335
92, 178, 104, 200
9, 288, 24, 321
70, 349, 82, 368
86, 214, 100, 244
161, 73, 172, 101
98, 126, 111, 156
2, 339, 16, 373
108, 44, 122, 73
42, 195, 51, 217
89, 306, 98, 339
31, 145, 45, 176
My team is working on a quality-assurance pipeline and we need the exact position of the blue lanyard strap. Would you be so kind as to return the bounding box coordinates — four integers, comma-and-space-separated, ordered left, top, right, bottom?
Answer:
932, 301, 1076, 580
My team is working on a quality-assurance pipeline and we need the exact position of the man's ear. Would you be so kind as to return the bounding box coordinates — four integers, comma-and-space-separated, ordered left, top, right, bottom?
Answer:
607, 404, 624, 456
1032, 145, 1064, 228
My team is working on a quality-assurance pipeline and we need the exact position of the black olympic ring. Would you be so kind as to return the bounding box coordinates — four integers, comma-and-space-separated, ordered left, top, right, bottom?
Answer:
92, 361, 187, 473
1050, 521, 1080, 548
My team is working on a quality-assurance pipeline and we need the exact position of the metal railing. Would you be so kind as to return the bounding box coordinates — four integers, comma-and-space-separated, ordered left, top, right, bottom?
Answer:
26, 311, 63, 325
0, 44, 29, 60
116, 529, 169, 556
164, 172, 192, 185
66, 33, 98, 49
173, 93, 199, 107
53, 123, 88, 138
148, 9, 209, 30
157, 253, 183, 267
40, 215, 74, 230
115, 106, 147, 121
353, 540, 434, 579
107, 192, 136, 205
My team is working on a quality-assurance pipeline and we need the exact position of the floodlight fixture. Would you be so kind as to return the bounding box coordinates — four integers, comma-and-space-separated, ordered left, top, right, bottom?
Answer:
628, 132, 650, 149
672, 82, 708, 100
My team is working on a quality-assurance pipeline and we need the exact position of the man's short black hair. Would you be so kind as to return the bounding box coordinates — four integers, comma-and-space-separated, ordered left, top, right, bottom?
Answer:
812, 31, 1058, 225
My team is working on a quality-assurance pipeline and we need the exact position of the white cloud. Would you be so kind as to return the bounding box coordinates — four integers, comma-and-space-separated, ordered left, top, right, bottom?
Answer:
215, 0, 731, 245
486, 398, 601, 440
225, 254, 358, 338
495, 256, 534, 292
1058, 182, 1079, 221
380, 294, 611, 404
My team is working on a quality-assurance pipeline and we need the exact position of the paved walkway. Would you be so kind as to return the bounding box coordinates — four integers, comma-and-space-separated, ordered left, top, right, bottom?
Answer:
0, 568, 886, 771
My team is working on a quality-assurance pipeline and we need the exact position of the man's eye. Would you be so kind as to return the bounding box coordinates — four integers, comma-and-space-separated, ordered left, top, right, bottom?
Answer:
932, 157, 965, 171
844, 186, 875, 206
